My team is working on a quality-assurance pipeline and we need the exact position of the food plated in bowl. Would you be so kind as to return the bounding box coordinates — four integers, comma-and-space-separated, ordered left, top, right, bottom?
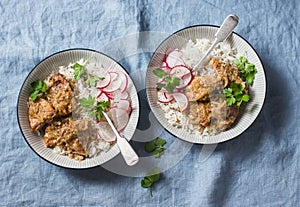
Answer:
18, 49, 139, 168
146, 25, 266, 144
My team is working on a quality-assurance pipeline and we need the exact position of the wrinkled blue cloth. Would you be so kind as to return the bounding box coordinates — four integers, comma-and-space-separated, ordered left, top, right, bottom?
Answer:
0, 0, 299, 206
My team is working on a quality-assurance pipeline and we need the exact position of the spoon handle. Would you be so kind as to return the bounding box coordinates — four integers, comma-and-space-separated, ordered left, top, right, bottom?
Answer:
193, 14, 239, 71
215, 14, 239, 42
102, 111, 139, 166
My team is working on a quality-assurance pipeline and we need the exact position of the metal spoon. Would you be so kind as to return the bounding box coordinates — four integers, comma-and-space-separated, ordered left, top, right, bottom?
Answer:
102, 111, 139, 166
193, 14, 239, 71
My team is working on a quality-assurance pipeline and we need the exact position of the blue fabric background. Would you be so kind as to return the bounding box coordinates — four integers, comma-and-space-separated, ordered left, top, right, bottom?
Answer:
0, 0, 299, 206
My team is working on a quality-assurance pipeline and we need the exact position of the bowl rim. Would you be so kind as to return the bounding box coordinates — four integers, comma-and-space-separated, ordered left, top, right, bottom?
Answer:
146, 24, 267, 144
17, 48, 140, 169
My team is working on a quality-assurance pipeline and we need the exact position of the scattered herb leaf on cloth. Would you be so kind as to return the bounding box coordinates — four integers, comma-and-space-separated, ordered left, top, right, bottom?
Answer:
144, 137, 167, 158
141, 168, 161, 197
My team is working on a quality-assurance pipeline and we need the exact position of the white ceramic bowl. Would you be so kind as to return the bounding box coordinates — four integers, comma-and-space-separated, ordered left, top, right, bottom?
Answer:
17, 49, 139, 169
146, 25, 266, 144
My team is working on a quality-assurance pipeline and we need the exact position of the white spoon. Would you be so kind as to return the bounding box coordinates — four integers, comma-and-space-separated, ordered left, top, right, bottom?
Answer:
193, 14, 239, 71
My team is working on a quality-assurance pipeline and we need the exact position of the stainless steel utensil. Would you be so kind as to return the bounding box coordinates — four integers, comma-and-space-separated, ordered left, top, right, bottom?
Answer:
193, 14, 239, 71
102, 111, 139, 166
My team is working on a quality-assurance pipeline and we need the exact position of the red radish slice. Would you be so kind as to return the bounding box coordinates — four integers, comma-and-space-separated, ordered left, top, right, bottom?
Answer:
108, 108, 129, 131
117, 71, 129, 92
170, 65, 192, 89
158, 91, 174, 103
103, 73, 122, 93
113, 90, 129, 102
97, 91, 111, 102
109, 72, 118, 81
172, 92, 189, 111
170, 65, 191, 77
97, 122, 116, 143
96, 73, 111, 88
115, 99, 130, 111
166, 50, 185, 68
177, 73, 193, 89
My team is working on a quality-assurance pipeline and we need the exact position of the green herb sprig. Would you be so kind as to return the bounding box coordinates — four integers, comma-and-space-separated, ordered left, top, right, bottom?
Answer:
78, 95, 110, 121
145, 137, 167, 158
152, 68, 180, 93
86, 75, 104, 87
224, 82, 249, 107
141, 168, 160, 197
29, 80, 47, 101
73, 57, 93, 80
233, 56, 257, 86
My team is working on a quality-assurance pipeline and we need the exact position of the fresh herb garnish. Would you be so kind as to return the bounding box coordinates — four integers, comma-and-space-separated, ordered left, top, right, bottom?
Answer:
233, 56, 257, 86
73, 63, 85, 80
29, 80, 47, 101
224, 82, 249, 107
79, 95, 95, 108
73, 58, 93, 80
95, 101, 110, 121
152, 68, 180, 93
78, 96, 110, 121
145, 137, 167, 158
141, 168, 160, 197
86, 75, 104, 87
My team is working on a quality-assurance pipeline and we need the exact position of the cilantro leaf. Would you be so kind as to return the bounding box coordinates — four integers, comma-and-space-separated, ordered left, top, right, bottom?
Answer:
153, 68, 180, 93
95, 101, 111, 121
153, 68, 167, 78
141, 168, 161, 197
164, 76, 180, 93
224, 83, 250, 107
29, 80, 47, 101
155, 137, 166, 147
234, 56, 257, 86
153, 148, 164, 158
145, 142, 156, 153
144, 137, 167, 158
156, 82, 165, 91
86, 75, 104, 87
79, 95, 95, 108
73, 63, 85, 80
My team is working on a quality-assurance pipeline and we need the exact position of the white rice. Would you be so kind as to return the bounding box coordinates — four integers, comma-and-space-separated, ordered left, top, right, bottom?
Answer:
58, 59, 112, 158
158, 38, 237, 135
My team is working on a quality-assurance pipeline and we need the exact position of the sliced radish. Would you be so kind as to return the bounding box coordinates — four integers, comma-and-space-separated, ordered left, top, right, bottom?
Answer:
158, 91, 174, 103
117, 71, 129, 92
102, 73, 122, 93
115, 99, 130, 111
170, 65, 191, 77
177, 73, 193, 89
109, 72, 118, 81
113, 90, 128, 102
97, 122, 116, 143
96, 73, 111, 88
166, 50, 185, 68
108, 108, 129, 131
172, 92, 189, 111
97, 91, 112, 102
169, 65, 192, 89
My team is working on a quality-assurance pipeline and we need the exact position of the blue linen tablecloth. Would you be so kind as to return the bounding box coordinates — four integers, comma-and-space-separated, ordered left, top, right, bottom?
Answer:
0, 0, 299, 206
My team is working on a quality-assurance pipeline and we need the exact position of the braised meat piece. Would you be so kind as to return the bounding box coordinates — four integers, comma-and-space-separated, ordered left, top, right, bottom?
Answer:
46, 73, 73, 116
44, 117, 88, 161
28, 98, 55, 131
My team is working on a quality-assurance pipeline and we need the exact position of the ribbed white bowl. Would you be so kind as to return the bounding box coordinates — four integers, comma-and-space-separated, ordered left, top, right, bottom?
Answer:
146, 25, 266, 144
18, 49, 139, 169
